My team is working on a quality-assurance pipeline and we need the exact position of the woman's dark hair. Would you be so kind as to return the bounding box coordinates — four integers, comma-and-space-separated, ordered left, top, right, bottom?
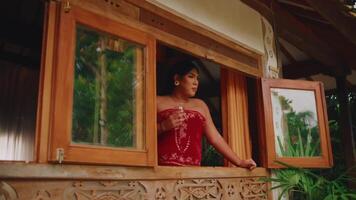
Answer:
165, 60, 199, 94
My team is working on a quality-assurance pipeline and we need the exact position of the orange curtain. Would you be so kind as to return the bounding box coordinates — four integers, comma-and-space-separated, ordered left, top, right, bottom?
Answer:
221, 69, 252, 161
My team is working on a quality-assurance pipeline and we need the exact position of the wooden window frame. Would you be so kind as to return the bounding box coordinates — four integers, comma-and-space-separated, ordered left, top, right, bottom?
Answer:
48, 5, 156, 166
38, 0, 333, 170
35, 0, 260, 167
261, 78, 333, 168
35, 1, 333, 170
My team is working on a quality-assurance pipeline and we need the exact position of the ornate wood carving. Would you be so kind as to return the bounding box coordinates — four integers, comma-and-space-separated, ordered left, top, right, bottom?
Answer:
73, 0, 139, 19
4, 177, 269, 200
239, 178, 268, 199
261, 17, 279, 79
0, 182, 18, 200
226, 184, 236, 198
64, 181, 147, 200
174, 179, 223, 199
32, 190, 51, 200
155, 187, 166, 200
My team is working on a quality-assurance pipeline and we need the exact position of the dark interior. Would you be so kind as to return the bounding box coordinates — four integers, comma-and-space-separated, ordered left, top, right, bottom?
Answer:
0, 0, 45, 161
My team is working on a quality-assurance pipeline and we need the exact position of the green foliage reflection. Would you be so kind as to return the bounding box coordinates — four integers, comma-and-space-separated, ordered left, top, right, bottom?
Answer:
72, 25, 142, 148
274, 92, 321, 157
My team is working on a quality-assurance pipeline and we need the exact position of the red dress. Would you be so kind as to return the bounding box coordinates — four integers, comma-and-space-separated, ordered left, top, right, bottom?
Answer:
157, 108, 206, 166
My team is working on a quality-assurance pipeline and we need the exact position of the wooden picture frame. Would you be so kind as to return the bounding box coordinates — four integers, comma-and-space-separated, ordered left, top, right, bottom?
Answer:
261, 78, 333, 168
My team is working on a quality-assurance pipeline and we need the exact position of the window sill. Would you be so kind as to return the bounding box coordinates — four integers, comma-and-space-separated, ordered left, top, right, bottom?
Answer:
0, 162, 268, 180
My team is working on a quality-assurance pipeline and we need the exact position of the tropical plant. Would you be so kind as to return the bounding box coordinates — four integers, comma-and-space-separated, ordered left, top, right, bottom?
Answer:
263, 162, 356, 200
267, 89, 356, 199
277, 126, 320, 157
276, 94, 320, 157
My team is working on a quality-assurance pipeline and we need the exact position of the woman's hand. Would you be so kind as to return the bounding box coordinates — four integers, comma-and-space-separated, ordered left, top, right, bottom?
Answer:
237, 159, 257, 170
159, 110, 186, 132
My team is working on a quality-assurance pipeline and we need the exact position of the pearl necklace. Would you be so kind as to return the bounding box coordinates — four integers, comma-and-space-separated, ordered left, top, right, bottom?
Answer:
174, 107, 191, 153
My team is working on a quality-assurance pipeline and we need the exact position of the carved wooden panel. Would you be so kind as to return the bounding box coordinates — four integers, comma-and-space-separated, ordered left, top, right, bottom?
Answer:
2, 177, 268, 200
261, 17, 279, 79
240, 178, 268, 200
64, 181, 147, 199
0, 182, 18, 200
32, 190, 52, 200
72, 0, 139, 19
174, 179, 223, 199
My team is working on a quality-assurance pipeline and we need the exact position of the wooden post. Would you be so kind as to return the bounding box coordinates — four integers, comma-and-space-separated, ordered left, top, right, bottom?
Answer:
336, 76, 355, 170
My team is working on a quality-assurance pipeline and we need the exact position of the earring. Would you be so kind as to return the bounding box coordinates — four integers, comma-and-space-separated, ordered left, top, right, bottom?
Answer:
174, 81, 180, 86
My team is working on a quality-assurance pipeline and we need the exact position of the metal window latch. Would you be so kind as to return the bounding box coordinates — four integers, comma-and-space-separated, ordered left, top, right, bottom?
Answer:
63, 1, 71, 13
56, 148, 64, 164
47, 0, 71, 13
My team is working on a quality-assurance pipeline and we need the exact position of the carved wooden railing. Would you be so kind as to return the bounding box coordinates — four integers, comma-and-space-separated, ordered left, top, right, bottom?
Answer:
0, 163, 270, 199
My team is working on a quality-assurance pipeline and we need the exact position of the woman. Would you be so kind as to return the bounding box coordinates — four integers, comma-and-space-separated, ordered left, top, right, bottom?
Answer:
157, 61, 256, 169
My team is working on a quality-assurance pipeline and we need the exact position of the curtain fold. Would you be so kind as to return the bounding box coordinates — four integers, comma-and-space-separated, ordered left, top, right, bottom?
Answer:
0, 65, 38, 161
221, 69, 252, 161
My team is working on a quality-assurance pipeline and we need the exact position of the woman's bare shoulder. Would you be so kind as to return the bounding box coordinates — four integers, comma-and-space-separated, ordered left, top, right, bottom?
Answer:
190, 98, 209, 113
189, 98, 211, 120
190, 98, 207, 106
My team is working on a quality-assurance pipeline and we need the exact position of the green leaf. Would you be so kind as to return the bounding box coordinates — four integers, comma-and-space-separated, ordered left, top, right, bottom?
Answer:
297, 128, 304, 157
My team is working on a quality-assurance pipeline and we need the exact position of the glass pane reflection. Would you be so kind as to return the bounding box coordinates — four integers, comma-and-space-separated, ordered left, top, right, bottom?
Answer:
270, 88, 321, 157
71, 25, 144, 149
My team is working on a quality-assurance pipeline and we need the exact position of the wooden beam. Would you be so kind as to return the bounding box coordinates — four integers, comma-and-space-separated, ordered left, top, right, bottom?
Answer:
279, 3, 329, 25
305, 0, 356, 46
278, 0, 313, 10
273, 2, 333, 63
139, 8, 259, 69
242, 0, 349, 76
282, 60, 333, 78
299, 18, 356, 70
127, 0, 262, 61
272, 2, 350, 76
278, 41, 296, 63
241, 0, 273, 23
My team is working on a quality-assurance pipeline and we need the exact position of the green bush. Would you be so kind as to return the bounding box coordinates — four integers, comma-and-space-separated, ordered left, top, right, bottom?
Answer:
263, 162, 356, 200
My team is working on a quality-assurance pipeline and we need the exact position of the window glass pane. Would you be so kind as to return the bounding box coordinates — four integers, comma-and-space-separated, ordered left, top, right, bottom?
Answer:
270, 88, 321, 157
72, 25, 144, 149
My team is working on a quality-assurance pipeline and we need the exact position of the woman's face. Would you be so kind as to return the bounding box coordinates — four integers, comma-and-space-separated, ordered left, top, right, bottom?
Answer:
175, 68, 199, 97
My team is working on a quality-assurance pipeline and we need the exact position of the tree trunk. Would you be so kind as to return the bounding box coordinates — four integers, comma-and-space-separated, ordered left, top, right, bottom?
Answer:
99, 38, 108, 145
93, 77, 100, 144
